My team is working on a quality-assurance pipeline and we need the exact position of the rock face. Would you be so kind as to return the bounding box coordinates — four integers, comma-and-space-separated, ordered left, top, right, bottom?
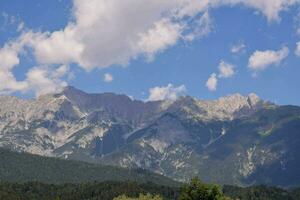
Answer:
1, 86, 300, 187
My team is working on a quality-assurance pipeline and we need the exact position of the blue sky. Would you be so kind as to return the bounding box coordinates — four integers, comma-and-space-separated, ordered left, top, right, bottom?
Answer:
0, 0, 300, 105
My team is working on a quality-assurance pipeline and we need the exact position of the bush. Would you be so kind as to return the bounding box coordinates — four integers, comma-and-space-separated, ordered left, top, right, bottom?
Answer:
179, 177, 232, 200
113, 193, 163, 200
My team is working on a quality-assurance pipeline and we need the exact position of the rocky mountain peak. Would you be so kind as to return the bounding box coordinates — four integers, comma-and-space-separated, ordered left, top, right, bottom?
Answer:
1, 86, 299, 186
216, 93, 261, 109
59, 86, 140, 109
175, 93, 264, 121
62, 86, 87, 97
247, 93, 260, 106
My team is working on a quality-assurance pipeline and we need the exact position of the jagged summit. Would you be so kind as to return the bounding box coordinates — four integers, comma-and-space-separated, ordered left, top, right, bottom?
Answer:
61, 85, 88, 96
0, 87, 266, 156
60, 86, 141, 105
57, 88, 264, 120
0, 86, 265, 124
215, 93, 260, 104
214, 93, 261, 109
0, 85, 299, 186
1, 85, 263, 108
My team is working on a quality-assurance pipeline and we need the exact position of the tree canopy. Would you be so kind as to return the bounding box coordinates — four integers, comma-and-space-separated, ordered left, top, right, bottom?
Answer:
179, 177, 232, 200
114, 193, 163, 200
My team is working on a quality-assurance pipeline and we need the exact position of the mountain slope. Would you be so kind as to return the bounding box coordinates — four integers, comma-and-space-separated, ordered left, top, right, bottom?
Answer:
100, 105, 300, 186
0, 86, 300, 186
0, 148, 178, 186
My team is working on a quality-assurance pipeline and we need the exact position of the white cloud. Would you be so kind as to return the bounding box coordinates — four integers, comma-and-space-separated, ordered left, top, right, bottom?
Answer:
53, 65, 70, 78
206, 73, 218, 91
26, 67, 68, 97
0, 0, 299, 96
0, 71, 28, 94
53, 64, 75, 82
218, 61, 235, 78
205, 61, 235, 91
147, 84, 186, 101
184, 11, 213, 41
248, 46, 289, 71
14, 0, 297, 70
231, 42, 246, 54
235, 0, 299, 22
297, 28, 300, 36
38, 0, 222, 69
0, 45, 28, 94
295, 41, 300, 56
137, 19, 183, 61
32, 28, 84, 66
103, 73, 114, 82
0, 46, 20, 70
17, 21, 25, 32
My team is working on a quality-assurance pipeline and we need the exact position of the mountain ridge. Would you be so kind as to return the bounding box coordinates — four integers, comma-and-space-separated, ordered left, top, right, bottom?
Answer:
0, 86, 299, 186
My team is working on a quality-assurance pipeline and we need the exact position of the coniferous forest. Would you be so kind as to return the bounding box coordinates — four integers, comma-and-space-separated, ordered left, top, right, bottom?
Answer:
1, 179, 300, 200
1, 148, 300, 199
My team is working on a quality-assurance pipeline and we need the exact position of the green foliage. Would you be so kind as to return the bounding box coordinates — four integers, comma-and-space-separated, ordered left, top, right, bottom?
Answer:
113, 193, 163, 200
0, 179, 300, 200
223, 185, 299, 200
0, 181, 178, 200
0, 148, 178, 186
179, 177, 231, 200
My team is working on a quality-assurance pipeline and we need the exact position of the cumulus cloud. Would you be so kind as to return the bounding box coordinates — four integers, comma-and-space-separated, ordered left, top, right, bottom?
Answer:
218, 61, 235, 78
206, 73, 218, 91
53, 65, 70, 78
0, 0, 299, 96
248, 46, 289, 71
103, 73, 113, 82
184, 11, 213, 41
205, 61, 235, 91
17, 21, 25, 32
295, 42, 300, 57
231, 42, 246, 54
32, 28, 84, 65
147, 84, 186, 101
0, 45, 27, 94
33, 0, 220, 69
0, 71, 28, 94
137, 18, 183, 61
0, 31, 72, 95
236, 0, 299, 22
12, 0, 298, 70
26, 67, 68, 96
0, 46, 20, 70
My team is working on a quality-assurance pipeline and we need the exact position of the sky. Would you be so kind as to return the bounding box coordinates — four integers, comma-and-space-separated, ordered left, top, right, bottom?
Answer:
0, 0, 300, 105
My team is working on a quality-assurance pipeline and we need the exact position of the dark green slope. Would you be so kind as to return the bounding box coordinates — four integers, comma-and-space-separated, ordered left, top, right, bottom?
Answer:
0, 182, 179, 200
1, 181, 300, 200
0, 148, 178, 186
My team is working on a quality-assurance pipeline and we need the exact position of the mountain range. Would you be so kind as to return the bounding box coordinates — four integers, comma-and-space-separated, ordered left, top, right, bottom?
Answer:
0, 86, 300, 187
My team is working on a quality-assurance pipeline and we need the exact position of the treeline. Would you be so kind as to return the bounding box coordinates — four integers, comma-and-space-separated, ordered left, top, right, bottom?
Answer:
0, 148, 177, 186
1, 178, 299, 200
0, 181, 178, 200
223, 185, 300, 200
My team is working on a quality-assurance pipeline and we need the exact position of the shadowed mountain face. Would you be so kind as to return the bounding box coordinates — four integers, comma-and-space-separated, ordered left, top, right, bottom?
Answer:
0, 86, 300, 186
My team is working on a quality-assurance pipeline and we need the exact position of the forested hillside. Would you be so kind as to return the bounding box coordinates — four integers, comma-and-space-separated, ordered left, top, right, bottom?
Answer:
0, 148, 177, 186
1, 180, 300, 200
